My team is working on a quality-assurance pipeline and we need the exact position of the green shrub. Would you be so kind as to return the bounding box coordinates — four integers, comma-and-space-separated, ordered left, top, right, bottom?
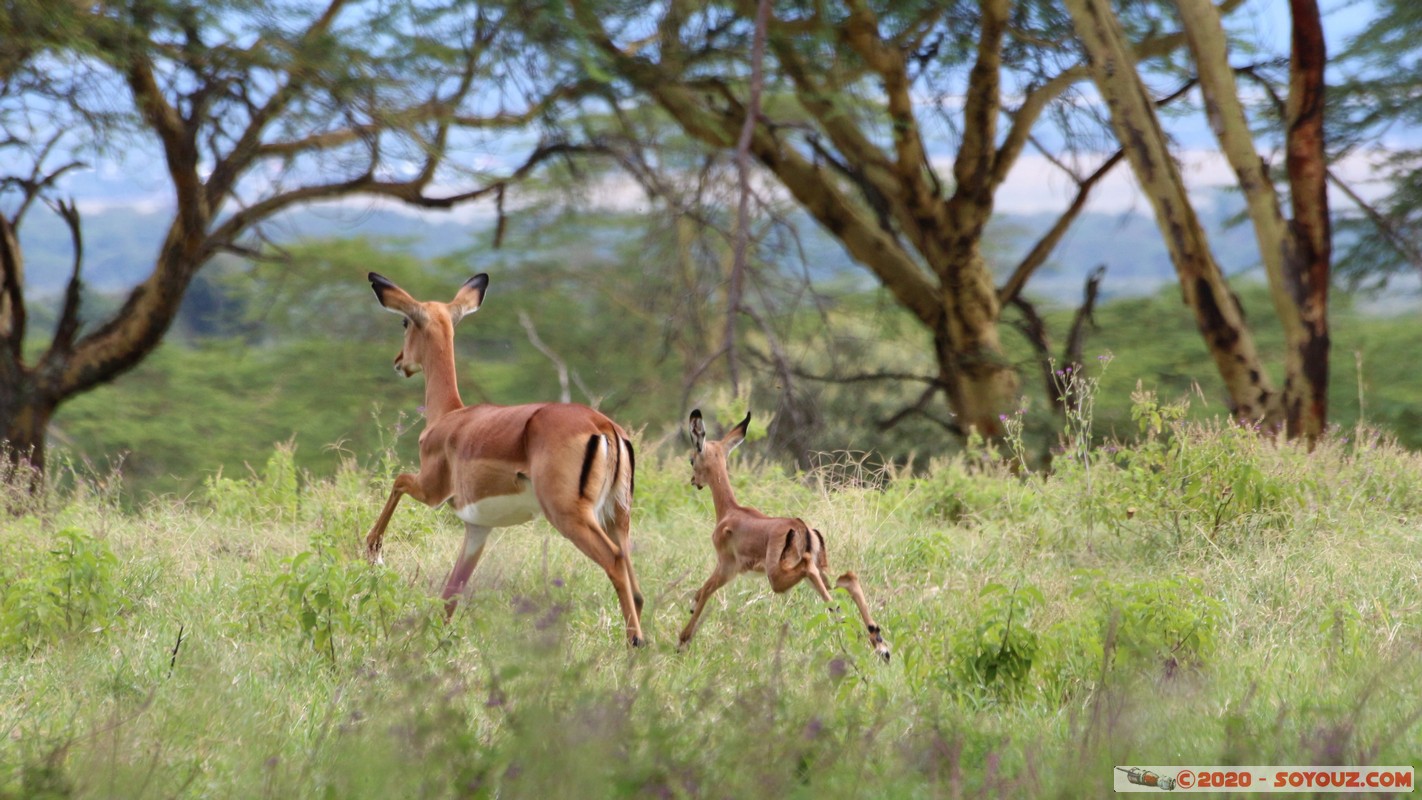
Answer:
958, 582, 1042, 697
236, 523, 444, 664
204, 443, 300, 523
0, 527, 122, 654
1091, 575, 1223, 675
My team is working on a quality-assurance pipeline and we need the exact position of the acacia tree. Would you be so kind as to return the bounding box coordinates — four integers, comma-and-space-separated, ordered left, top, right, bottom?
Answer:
555, 0, 1256, 439
1329, 0, 1422, 287
0, 0, 589, 478
1064, 0, 1332, 440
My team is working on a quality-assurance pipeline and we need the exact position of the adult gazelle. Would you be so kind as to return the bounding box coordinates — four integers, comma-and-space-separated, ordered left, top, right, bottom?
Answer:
364, 272, 644, 646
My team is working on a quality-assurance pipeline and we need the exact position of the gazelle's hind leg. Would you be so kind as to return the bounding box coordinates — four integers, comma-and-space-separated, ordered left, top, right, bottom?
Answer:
609, 490, 643, 615
835, 570, 891, 662
800, 529, 892, 663
544, 504, 645, 647
768, 528, 812, 594
441, 523, 492, 619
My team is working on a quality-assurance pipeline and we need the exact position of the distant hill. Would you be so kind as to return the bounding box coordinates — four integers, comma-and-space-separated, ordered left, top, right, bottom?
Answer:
18, 203, 484, 293
15, 198, 1411, 314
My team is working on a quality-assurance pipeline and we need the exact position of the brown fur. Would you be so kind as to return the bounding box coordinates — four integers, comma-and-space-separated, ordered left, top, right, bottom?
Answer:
680, 410, 890, 660
363, 273, 644, 646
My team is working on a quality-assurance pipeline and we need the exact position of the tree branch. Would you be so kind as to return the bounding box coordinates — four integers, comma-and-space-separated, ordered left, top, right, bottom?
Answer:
204, 0, 350, 203
726, 0, 771, 395
997, 149, 1123, 305
0, 216, 25, 360
518, 309, 572, 404
46, 199, 85, 358
1063, 264, 1107, 370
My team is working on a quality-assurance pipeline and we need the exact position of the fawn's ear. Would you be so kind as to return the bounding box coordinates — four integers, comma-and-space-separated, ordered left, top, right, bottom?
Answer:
724, 411, 751, 454
369, 272, 427, 325
689, 409, 706, 453
449, 273, 489, 325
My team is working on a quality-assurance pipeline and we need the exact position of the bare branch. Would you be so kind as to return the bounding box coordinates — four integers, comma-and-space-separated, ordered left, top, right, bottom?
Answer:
46, 199, 85, 357
1063, 264, 1107, 370
726, 0, 771, 395
878, 384, 962, 435
518, 309, 572, 404
205, 141, 602, 254
204, 0, 350, 202
1008, 294, 1055, 411
0, 216, 25, 359
1010, 265, 1105, 414
997, 150, 1124, 305
1327, 169, 1422, 276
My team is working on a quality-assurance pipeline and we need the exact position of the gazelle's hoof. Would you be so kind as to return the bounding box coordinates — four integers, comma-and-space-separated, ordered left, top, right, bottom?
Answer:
874, 643, 892, 663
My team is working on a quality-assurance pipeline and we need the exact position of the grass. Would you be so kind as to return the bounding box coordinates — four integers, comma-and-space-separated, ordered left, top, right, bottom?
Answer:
3, 394, 1422, 798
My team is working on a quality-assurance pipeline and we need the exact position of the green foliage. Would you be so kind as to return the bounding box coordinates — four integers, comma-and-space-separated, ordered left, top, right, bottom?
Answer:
220, 459, 444, 665
883, 459, 1014, 525
1089, 575, 1224, 674
204, 442, 301, 523
3, 424, 1422, 797
255, 546, 442, 665
0, 526, 121, 654
955, 582, 1043, 698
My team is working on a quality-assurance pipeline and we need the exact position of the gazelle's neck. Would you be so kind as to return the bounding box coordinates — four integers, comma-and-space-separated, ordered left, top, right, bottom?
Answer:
707, 458, 740, 520
421, 330, 464, 424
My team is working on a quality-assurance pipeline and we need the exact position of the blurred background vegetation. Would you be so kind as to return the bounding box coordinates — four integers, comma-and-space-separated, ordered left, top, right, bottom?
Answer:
27, 202, 1416, 499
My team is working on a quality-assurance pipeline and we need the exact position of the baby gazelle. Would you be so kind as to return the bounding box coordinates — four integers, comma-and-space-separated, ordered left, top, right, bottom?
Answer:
680, 410, 890, 661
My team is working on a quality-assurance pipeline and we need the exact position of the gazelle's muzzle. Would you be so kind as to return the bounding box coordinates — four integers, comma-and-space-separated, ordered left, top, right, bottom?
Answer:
393, 353, 420, 377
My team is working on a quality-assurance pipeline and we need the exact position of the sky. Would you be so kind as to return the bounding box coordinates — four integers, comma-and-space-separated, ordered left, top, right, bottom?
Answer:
35, 0, 1397, 223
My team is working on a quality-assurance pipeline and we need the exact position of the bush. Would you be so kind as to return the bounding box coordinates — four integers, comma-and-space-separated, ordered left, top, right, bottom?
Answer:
0, 526, 122, 654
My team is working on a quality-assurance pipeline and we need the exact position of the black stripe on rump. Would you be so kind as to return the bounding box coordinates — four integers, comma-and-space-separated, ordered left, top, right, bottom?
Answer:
624, 438, 636, 499
577, 435, 602, 500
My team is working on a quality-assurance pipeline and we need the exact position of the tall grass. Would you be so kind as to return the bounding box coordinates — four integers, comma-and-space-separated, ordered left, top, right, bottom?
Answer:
3, 400, 1421, 798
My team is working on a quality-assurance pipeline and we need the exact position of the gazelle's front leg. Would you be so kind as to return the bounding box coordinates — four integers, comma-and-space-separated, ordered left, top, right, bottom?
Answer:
365, 473, 436, 564
679, 563, 735, 650
365, 478, 407, 564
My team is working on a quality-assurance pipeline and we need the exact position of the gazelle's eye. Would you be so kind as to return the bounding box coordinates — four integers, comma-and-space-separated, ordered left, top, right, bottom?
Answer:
402, 318, 409, 329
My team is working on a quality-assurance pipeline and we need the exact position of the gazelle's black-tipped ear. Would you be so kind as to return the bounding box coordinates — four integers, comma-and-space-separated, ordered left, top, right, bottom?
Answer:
368, 272, 423, 320
725, 410, 751, 453
369, 272, 394, 297
450, 273, 489, 324
689, 409, 706, 453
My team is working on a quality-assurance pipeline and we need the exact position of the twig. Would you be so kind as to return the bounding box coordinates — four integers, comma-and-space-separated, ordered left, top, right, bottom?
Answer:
518, 309, 571, 403
726, 0, 773, 394
167, 623, 186, 677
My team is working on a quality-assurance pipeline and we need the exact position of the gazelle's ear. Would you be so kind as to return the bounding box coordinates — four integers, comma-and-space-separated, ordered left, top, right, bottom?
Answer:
689, 409, 706, 453
724, 411, 751, 454
449, 273, 489, 325
369, 272, 427, 325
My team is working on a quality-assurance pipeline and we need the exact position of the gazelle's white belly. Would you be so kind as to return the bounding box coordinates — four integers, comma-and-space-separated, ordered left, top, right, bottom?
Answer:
453, 484, 542, 528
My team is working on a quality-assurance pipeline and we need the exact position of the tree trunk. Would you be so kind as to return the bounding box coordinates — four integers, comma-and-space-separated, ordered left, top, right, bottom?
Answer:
937, 248, 1016, 437
1064, 0, 1279, 425
1177, 0, 1331, 443
1282, 0, 1331, 443
0, 384, 53, 489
